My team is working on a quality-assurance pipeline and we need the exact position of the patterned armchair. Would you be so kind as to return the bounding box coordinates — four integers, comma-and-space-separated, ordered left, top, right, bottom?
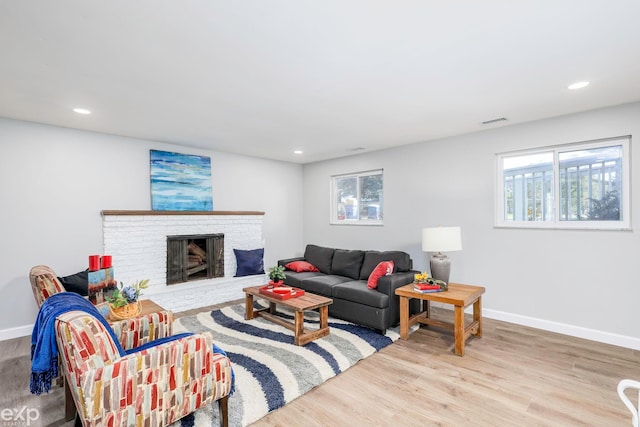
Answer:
29, 265, 175, 421
55, 310, 232, 426
29, 265, 173, 348
29, 265, 66, 307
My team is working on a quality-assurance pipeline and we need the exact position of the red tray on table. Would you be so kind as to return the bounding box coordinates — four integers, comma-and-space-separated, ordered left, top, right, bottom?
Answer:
259, 285, 305, 300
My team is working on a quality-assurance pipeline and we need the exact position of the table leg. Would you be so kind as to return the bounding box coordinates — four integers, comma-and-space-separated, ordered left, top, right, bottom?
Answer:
269, 301, 276, 314
319, 306, 328, 330
245, 293, 254, 320
474, 296, 483, 338
454, 305, 464, 356
399, 295, 409, 340
294, 311, 304, 345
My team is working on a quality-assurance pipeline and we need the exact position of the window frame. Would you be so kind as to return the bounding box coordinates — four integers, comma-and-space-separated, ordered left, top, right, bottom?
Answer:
495, 136, 631, 230
330, 169, 384, 226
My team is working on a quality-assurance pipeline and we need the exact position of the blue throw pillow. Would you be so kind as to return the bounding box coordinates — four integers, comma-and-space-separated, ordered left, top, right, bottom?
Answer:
234, 248, 265, 277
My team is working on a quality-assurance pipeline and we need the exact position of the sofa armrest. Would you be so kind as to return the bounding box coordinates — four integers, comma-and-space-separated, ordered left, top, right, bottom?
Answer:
376, 271, 416, 296
376, 271, 420, 327
278, 257, 305, 267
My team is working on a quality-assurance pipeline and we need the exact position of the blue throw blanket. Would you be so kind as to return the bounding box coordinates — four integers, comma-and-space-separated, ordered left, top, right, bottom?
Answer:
30, 292, 124, 394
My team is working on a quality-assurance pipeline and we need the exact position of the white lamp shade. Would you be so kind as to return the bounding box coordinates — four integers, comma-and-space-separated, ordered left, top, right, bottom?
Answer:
422, 227, 462, 252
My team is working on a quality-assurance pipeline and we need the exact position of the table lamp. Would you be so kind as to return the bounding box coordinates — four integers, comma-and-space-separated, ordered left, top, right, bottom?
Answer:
421, 226, 462, 284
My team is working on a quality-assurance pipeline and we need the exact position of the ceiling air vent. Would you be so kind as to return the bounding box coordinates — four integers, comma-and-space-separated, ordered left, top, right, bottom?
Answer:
481, 117, 508, 125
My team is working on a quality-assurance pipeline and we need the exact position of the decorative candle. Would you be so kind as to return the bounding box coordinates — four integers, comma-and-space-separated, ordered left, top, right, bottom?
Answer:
89, 255, 100, 271
101, 255, 112, 269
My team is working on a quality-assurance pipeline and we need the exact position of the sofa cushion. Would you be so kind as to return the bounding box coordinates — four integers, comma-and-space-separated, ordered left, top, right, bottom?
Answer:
332, 281, 389, 309
360, 251, 412, 279
284, 260, 320, 273
283, 271, 324, 288
331, 249, 365, 280
304, 245, 335, 274
367, 261, 394, 289
299, 275, 351, 297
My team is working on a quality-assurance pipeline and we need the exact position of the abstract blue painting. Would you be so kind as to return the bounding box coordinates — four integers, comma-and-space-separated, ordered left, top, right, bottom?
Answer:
150, 150, 213, 211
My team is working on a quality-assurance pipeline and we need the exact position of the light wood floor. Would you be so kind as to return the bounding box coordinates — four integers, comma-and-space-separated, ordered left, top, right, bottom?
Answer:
4, 304, 637, 426
252, 308, 638, 426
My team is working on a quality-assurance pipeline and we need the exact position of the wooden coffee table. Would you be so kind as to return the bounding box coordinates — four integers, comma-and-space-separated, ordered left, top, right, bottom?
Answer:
395, 282, 485, 356
243, 285, 333, 346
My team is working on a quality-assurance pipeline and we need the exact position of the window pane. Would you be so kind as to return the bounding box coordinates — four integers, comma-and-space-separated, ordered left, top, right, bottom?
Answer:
359, 174, 383, 220
331, 170, 383, 224
336, 176, 357, 220
496, 137, 629, 230
503, 152, 553, 221
559, 145, 622, 221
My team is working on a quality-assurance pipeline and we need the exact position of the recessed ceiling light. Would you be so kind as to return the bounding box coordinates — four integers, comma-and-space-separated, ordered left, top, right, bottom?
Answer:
482, 117, 507, 125
73, 107, 91, 115
293, 150, 303, 154
568, 81, 589, 90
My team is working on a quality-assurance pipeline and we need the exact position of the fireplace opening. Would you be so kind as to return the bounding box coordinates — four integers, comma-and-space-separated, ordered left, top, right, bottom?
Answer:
167, 234, 224, 285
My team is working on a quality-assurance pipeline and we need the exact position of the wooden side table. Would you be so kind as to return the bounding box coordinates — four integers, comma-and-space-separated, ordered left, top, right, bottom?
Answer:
107, 299, 168, 321
395, 282, 485, 356
97, 299, 171, 322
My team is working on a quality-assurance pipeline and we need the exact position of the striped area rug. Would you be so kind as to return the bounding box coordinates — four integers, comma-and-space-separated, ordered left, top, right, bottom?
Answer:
172, 302, 405, 426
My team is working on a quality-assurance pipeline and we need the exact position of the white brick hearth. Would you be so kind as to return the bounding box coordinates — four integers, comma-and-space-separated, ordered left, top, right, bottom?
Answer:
102, 210, 267, 313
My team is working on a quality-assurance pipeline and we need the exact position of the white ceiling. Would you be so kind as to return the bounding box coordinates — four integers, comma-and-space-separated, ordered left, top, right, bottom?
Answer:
1, 1, 639, 164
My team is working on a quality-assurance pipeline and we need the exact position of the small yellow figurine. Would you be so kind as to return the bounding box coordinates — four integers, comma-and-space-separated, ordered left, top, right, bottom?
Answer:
413, 272, 430, 283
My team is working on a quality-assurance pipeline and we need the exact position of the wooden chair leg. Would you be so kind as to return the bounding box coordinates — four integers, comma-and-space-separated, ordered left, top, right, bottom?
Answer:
64, 380, 77, 422
218, 395, 229, 427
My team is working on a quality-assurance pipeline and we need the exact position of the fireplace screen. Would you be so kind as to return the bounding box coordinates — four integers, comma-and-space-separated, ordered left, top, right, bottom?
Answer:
166, 234, 224, 284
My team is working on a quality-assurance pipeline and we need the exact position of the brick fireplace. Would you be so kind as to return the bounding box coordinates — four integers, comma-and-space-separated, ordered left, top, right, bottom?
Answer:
101, 210, 267, 312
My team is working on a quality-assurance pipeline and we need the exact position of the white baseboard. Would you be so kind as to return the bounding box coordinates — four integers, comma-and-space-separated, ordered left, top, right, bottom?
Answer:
0, 324, 33, 342
484, 308, 640, 351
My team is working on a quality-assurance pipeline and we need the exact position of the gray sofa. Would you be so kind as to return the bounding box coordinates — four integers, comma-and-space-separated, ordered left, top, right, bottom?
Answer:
278, 244, 420, 333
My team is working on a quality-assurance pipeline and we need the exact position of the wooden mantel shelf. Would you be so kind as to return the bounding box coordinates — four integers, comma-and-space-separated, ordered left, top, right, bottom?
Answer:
101, 210, 265, 216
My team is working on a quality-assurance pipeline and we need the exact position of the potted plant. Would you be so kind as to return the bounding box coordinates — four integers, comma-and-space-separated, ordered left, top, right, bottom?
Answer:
107, 279, 149, 319
268, 265, 286, 286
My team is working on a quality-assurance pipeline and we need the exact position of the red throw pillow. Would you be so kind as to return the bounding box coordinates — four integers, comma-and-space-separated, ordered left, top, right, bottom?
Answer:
367, 261, 394, 289
285, 260, 320, 273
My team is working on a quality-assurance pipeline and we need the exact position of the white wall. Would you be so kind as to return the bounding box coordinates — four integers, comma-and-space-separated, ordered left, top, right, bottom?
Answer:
4, 102, 638, 347
0, 117, 303, 338
302, 102, 640, 347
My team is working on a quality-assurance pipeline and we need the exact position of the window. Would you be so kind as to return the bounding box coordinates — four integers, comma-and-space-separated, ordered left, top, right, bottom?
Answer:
331, 169, 383, 225
496, 136, 630, 229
